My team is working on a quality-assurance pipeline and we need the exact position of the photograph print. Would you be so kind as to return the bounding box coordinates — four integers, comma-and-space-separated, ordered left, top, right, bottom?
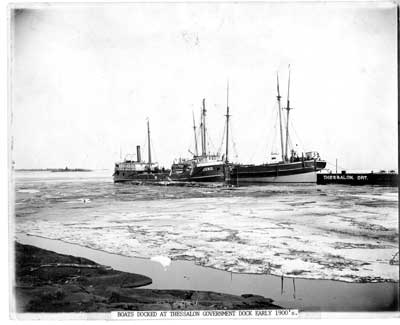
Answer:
9, 1, 399, 318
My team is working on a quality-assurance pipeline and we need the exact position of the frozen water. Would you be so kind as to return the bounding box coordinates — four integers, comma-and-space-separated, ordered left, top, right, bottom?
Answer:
151, 256, 172, 270
14, 171, 398, 282
17, 189, 40, 193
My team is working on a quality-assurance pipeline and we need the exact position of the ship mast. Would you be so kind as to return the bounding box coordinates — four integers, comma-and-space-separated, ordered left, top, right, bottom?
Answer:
225, 81, 230, 164
201, 98, 207, 157
284, 66, 292, 161
276, 73, 285, 162
192, 111, 199, 156
147, 119, 152, 168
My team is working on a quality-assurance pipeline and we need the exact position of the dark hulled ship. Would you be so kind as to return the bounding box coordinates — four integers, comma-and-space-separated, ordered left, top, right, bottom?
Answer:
231, 152, 326, 184
169, 98, 226, 182
230, 69, 326, 184
170, 156, 225, 182
113, 120, 170, 183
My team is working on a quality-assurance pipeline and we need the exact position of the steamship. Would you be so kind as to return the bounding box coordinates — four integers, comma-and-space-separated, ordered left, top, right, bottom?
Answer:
230, 69, 326, 184
169, 98, 227, 182
113, 120, 170, 183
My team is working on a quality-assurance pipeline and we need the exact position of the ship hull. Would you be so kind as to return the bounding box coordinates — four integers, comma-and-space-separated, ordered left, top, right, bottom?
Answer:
233, 171, 318, 183
230, 160, 326, 184
170, 164, 225, 182
113, 172, 170, 183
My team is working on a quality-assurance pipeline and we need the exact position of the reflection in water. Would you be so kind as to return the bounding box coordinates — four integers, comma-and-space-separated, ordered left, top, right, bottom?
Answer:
16, 233, 399, 312
293, 278, 296, 299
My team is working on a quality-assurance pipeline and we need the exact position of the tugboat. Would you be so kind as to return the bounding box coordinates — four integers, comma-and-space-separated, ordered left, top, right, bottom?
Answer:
231, 68, 326, 184
170, 98, 226, 182
113, 120, 170, 183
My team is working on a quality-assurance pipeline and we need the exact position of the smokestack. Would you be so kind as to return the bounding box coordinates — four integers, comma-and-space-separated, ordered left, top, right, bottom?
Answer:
136, 145, 141, 162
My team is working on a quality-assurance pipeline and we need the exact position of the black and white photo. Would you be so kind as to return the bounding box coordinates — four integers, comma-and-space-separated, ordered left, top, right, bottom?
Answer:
8, 1, 399, 318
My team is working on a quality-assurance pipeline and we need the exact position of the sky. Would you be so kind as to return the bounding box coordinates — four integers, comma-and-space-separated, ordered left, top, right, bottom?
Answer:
10, 2, 397, 171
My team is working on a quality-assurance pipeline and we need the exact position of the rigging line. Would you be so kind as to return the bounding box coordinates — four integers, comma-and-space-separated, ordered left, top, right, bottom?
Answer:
206, 131, 217, 154
226, 118, 234, 158
186, 130, 195, 155
267, 107, 279, 153
218, 122, 226, 157
196, 127, 202, 145
287, 137, 294, 156
266, 109, 281, 163
248, 101, 278, 163
231, 124, 238, 158
267, 125, 278, 161
232, 144, 239, 160
188, 126, 203, 156
219, 118, 227, 152
190, 112, 204, 156
228, 119, 239, 160
284, 121, 293, 154
264, 102, 279, 137
288, 119, 306, 153
203, 102, 219, 155
231, 135, 239, 160
185, 119, 194, 154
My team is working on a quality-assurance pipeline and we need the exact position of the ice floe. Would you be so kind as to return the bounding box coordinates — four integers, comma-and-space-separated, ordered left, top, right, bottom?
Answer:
15, 178, 399, 283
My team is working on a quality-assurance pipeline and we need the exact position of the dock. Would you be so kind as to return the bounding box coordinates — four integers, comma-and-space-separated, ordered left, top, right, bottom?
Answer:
317, 171, 398, 186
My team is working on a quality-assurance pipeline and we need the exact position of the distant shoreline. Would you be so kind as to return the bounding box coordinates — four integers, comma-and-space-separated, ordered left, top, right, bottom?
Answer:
15, 168, 92, 172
